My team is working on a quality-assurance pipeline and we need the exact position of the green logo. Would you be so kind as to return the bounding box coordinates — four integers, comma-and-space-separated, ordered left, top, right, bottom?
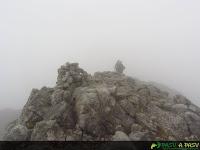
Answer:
151, 142, 161, 150
151, 143, 157, 149
150, 142, 199, 150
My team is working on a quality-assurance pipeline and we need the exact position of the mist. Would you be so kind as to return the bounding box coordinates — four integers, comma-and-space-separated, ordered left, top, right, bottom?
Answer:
0, 0, 200, 109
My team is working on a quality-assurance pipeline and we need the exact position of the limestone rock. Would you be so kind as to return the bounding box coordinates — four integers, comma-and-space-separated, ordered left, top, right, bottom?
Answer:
4, 123, 28, 141
129, 131, 149, 141
4, 62, 200, 141
31, 120, 65, 141
19, 87, 54, 129
172, 104, 188, 113
112, 131, 130, 141
184, 112, 200, 137
131, 123, 142, 132
51, 89, 64, 105
173, 95, 191, 105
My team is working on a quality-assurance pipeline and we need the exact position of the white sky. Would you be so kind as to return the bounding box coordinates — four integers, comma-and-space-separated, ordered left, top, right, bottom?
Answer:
0, 0, 200, 108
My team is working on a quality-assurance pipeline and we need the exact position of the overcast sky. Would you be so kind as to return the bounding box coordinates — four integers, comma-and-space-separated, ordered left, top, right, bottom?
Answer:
0, 0, 200, 109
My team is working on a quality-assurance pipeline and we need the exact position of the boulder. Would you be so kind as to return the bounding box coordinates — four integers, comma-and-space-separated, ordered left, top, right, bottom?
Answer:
172, 104, 188, 113
112, 131, 130, 141
4, 124, 28, 141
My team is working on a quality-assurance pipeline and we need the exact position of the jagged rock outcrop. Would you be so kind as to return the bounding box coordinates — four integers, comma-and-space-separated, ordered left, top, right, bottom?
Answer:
3, 62, 200, 141
114, 60, 125, 74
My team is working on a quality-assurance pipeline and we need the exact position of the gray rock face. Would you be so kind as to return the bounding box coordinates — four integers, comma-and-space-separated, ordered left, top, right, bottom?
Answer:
173, 95, 191, 105
172, 104, 188, 113
4, 122, 28, 141
129, 131, 149, 141
31, 120, 65, 141
184, 112, 200, 137
4, 62, 200, 141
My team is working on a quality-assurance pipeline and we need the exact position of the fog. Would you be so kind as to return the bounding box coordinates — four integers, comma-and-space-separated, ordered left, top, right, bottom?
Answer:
0, 0, 200, 109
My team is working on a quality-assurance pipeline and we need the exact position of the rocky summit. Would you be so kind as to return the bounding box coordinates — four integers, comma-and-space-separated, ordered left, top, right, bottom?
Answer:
4, 62, 200, 141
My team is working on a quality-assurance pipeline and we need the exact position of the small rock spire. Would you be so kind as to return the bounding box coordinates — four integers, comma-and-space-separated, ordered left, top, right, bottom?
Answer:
114, 60, 125, 74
